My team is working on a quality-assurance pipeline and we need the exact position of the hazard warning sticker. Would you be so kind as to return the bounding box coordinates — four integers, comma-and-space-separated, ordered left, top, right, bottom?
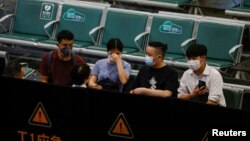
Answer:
28, 102, 52, 128
108, 112, 134, 139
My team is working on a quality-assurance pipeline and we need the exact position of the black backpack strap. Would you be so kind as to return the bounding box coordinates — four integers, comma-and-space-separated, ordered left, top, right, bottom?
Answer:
71, 52, 77, 66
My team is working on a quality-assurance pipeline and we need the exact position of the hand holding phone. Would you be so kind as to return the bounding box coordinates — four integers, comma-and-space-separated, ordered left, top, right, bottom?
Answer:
197, 80, 208, 103
198, 80, 206, 89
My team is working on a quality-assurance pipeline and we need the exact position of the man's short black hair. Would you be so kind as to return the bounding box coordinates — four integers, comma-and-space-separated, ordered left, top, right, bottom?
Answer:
107, 38, 123, 52
148, 42, 167, 58
57, 30, 74, 42
186, 43, 207, 58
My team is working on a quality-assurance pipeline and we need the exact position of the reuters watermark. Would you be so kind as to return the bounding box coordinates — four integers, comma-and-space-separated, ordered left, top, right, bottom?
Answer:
212, 129, 246, 137
203, 129, 249, 141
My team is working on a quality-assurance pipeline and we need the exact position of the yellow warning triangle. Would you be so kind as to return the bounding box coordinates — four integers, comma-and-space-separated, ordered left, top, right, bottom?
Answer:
28, 102, 52, 127
108, 113, 134, 139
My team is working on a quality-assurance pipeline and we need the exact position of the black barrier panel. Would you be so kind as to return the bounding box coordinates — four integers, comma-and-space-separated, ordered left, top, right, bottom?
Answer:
86, 88, 175, 141
242, 92, 250, 112
2, 76, 250, 141
1, 76, 91, 141
173, 98, 250, 140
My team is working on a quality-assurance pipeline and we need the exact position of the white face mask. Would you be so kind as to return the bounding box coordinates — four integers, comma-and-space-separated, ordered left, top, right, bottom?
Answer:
187, 60, 200, 71
108, 55, 115, 63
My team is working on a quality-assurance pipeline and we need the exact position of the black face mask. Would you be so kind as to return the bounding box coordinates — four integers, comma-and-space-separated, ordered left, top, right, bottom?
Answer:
60, 47, 71, 56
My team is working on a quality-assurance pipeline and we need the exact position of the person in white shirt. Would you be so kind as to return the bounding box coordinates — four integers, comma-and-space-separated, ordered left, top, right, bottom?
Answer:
71, 62, 90, 88
178, 44, 226, 107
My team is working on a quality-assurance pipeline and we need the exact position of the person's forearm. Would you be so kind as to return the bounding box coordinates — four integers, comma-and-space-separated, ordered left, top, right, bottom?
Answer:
207, 99, 218, 105
88, 75, 99, 88
142, 88, 172, 98
179, 93, 195, 100
116, 61, 128, 84
40, 75, 48, 83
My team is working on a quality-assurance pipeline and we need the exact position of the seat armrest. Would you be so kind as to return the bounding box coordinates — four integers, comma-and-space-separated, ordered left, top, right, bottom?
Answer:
0, 14, 14, 32
229, 44, 242, 63
134, 31, 149, 54
0, 14, 14, 23
181, 37, 196, 47
44, 19, 59, 38
89, 25, 104, 45
181, 38, 196, 57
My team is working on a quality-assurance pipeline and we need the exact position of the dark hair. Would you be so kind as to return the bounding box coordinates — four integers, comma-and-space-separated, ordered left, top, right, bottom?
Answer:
4, 61, 23, 78
71, 63, 91, 85
148, 42, 167, 58
107, 38, 123, 52
186, 44, 207, 58
57, 30, 74, 42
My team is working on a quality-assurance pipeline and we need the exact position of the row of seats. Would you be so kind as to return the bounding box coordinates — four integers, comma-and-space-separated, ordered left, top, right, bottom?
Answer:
0, 0, 246, 70
110, 0, 250, 19
106, 0, 192, 10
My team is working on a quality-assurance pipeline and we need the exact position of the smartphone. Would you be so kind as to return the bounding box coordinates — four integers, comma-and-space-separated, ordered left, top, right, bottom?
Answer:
197, 80, 208, 103
198, 80, 206, 88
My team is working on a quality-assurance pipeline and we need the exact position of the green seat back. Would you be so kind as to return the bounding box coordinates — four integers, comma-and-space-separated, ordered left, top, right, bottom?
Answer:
150, 16, 194, 59
101, 9, 148, 51
57, 4, 103, 43
12, 0, 58, 37
223, 88, 244, 109
196, 21, 243, 63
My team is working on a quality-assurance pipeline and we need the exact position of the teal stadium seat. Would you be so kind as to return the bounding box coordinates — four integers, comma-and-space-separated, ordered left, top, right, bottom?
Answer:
86, 8, 150, 56
225, 0, 250, 18
0, 0, 59, 47
223, 87, 244, 109
37, 1, 109, 52
180, 20, 245, 69
131, 13, 195, 61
